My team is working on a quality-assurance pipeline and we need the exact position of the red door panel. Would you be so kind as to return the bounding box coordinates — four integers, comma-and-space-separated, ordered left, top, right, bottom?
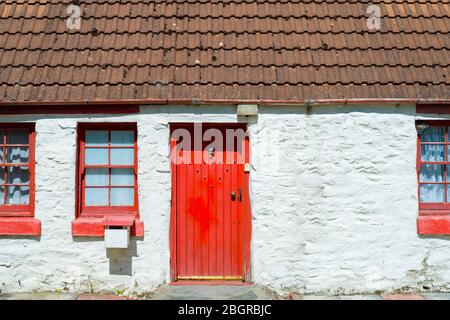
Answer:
170, 124, 251, 281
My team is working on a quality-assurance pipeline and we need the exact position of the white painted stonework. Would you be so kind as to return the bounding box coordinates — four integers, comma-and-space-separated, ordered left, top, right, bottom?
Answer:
1, 104, 450, 295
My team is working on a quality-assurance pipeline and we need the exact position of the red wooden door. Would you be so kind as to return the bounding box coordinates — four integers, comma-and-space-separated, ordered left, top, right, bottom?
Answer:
170, 124, 251, 282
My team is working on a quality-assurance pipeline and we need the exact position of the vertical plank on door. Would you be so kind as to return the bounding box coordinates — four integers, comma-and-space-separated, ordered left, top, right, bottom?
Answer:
193, 138, 202, 277
216, 145, 224, 277
178, 159, 187, 277
186, 157, 194, 276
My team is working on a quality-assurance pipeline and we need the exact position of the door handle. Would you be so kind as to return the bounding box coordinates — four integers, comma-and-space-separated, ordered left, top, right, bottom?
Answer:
238, 188, 242, 202
231, 192, 236, 201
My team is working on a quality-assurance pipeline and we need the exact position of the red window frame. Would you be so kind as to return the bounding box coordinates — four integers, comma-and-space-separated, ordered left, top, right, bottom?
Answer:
72, 123, 143, 237
417, 120, 450, 235
0, 123, 40, 236
417, 121, 450, 213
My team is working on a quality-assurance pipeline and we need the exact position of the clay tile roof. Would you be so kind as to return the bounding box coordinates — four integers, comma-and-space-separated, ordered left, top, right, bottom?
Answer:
0, 0, 448, 105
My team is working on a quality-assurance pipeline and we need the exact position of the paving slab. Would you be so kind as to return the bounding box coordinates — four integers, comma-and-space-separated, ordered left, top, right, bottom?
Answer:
149, 285, 277, 300
381, 294, 426, 300
4, 290, 450, 300
289, 294, 382, 300
77, 294, 134, 300
422, 293, 450, 300
0, 292, 77, 300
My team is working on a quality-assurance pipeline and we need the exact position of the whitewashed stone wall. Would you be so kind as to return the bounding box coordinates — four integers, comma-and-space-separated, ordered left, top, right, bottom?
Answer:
1, 104, 450, 295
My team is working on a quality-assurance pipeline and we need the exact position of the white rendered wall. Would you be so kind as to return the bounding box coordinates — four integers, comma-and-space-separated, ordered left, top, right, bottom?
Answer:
0, 104, 449, 295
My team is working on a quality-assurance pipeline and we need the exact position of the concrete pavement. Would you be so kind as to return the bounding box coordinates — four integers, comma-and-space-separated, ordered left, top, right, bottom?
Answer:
2, 286, 450, 300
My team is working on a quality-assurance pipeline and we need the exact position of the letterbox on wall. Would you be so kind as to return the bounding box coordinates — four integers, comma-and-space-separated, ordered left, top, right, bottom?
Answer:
237, 104, 259, 116
103, 216, 134, 249
105, 227, 130, 249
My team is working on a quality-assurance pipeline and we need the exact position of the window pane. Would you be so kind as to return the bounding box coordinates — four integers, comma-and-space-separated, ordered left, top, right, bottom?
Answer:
85, 168, 109, 186
111, 148, 134, 165
111, 168, 134, 186
0, 187, 3, 205
7, 167, 29, 185
420, 164, 444, 182
111, 188, 134, 206
420, 184, 445, 203
6, 186, 29, 205
420, 126, 445, 142
111, 131, 134, 146
6, 130, 29, 144
0, 147, 3, 163
421, 144, 445, 162
85, 187, 108, 206
85, 148, 108, 165
85, 130, 108, 146
0, 167, 3, 184
6, 147, 29, 163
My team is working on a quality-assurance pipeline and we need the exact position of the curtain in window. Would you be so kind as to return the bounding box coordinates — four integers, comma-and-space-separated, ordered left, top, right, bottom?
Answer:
0, 130, 30, 205
6, 186, 30, 205
420, 126, 446, 203
421, 144, 444, 161
420, 164, 444, 202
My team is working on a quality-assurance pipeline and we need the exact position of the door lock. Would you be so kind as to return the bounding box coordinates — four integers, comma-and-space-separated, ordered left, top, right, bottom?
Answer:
231, 189, 243, 202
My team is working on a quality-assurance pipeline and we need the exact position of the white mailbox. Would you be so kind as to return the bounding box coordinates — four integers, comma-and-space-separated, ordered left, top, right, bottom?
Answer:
237, 104, 259, 116
104, 227, 130, 249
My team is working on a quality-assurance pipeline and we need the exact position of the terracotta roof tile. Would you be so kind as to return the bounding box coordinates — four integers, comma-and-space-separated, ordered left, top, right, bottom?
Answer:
0, 0, 448, 103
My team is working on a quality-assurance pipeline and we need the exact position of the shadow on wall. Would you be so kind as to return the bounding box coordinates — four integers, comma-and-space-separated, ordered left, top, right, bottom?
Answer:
0, 235, 41, 241
72, 237, 140, 276
419, 235, 450, 241
257, 104, 416, 116
237, 114, 258, 125
106, 239, 139, 276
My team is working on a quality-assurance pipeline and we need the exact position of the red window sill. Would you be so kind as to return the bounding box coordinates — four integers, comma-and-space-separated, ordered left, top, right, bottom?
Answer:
0, 217, 41, 236
72, 216, 144, 237
417, 215, 450, 235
